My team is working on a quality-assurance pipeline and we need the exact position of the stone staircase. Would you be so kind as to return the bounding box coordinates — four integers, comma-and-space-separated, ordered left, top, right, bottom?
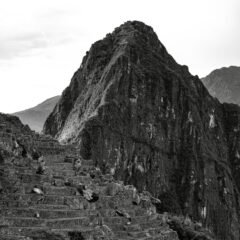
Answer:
0, 144, 178, 240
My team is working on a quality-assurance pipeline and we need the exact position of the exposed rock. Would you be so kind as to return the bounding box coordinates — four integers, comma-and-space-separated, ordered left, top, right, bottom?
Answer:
168, 215, 214, 240
202, 66, 240, 105
44, 21, 240, 239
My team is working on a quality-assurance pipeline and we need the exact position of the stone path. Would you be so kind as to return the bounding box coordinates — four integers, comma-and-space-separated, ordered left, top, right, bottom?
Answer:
0, 143, 178, 240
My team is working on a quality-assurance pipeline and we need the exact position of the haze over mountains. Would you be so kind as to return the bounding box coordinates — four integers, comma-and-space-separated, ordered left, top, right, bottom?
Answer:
202, 66, 240, 106
13, 96, 60, 132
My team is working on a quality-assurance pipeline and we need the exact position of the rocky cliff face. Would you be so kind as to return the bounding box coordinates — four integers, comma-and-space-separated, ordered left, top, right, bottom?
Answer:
44, 21, 240, 239
202, 66, 240, 105
0, 113, 34, 161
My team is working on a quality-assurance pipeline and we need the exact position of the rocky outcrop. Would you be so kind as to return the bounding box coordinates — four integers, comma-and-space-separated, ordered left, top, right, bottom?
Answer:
13, 96, 60, 132
0, 113, 34, 160
0, 112, 62, 161
202, 66, 240, 105
44, 21, 240, 239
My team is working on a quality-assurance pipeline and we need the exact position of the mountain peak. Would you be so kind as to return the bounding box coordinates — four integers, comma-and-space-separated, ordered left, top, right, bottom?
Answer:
85, 20, 166, 66
113, 20, 156, 37
43, 22, 240, 239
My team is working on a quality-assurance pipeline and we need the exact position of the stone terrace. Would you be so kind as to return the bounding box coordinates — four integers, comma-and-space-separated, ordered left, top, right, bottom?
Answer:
0, 115, 178, 240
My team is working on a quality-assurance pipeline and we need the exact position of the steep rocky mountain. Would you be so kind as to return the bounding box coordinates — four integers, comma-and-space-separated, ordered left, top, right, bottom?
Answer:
44, 21, 240, 239
13, 96, 60, 132
202, 66, 240, 105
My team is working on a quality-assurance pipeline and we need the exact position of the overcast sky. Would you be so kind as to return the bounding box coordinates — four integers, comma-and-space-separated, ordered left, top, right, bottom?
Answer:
0, 0, 239, 113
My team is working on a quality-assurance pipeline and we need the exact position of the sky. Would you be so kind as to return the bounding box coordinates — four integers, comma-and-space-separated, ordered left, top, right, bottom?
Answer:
0, 0, 239, 113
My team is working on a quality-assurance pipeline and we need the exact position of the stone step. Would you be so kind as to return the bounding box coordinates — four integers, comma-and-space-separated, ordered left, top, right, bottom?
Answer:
3, 192, 134, 208
4, 217, 92, 229
41, 155, 69, 163
44, 162, 95, 172
44, 186, 77, 195
3, 215, 154, 229
47, 227, 97, 239
42, 184, 107, 196
45, 160, 95, 168
16, 173, 52, 184
80, 165, 96, 172
45, 162, 73, 170
48, 216, 149, 230
0, 235, 27, 240
140, 219, 165, 230
152, 230, 178, 240
114, 230, 177, 240
51, 175, 92, 187
98, 207, 147, 218
32, 204, 70, 210
0, 194, 104, 209
79, 159, 95, 166
147, 226, 169, 236
9, 184, 78, 196
115, 225, 170, 238
2, 167, 35, 175
0, 227, 47, 237
120, 230, 151, 239
3, 162, 94, 176
1, 205, 147, 219
14, 172, 91, 186
0, 208, 98, 219
113, 219, 163, 234
5, 217, 45, 228
3, 165, 93, 181
46, 169, 76, 177
104, 216, 149, 226
0, 226, 93, 240
0, 196, 67, 208
0, 225, 97, 236
46, 217, 90, 229
63, 158, 94, 167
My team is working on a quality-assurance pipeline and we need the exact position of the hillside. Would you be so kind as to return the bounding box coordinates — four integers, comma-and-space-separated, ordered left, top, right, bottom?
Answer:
202, 66, 240, 105
13, 96, 60, 132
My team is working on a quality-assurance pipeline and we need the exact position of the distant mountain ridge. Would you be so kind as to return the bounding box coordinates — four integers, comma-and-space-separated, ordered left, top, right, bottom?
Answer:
202, 66, 240, 105
13, 96, 60, 132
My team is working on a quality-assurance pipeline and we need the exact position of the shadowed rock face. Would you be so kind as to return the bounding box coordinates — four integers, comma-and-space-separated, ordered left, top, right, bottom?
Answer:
202, 66, 240, 105
43, 21, 240, 239
0, 113, 33, 160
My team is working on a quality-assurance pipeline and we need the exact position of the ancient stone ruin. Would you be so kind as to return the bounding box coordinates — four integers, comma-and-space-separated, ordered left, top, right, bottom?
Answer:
0, 113, 185, 240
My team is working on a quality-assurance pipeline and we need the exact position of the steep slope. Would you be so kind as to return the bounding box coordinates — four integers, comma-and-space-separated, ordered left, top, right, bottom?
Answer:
202, 66, 240, 105
44, 21, 240, 239
14, 96, 60, 132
